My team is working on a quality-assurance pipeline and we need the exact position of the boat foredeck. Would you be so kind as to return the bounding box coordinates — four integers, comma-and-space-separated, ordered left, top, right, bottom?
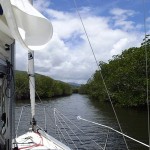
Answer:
14, 131, 70, 150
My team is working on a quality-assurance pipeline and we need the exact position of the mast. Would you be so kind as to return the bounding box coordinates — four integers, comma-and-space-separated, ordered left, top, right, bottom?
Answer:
27, 0, 36, 130
28, 50, 36, 129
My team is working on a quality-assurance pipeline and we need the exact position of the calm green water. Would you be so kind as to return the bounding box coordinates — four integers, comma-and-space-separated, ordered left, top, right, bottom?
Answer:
16, 94, 149, 150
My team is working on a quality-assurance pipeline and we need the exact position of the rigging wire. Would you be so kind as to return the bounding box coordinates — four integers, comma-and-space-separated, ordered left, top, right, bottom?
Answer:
143, 0, 150, 148
73, 0, 129, 149
77, 116, 150, 148
54, 114, 63, 143
15, 82, 26, 94
29, 78, 43, 105
29, 78, 73, 146
104, 130, 109, 150
54, 109, 84, 145
54, 108, 104, 150
54, 111, 78, 149
28, 56, 106, 149
15, 106, 24, 138
43, 107, 47, 132
54, 111, 72, 147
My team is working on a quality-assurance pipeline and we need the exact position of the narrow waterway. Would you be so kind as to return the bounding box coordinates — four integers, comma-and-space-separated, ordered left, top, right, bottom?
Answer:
16, 94, 149, 150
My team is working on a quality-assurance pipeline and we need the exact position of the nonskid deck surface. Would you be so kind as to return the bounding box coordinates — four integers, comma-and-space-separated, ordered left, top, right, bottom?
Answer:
14, 130, 71, 150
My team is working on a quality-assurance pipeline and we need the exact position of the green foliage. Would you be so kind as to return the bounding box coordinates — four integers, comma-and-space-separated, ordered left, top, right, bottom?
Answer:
83, 44, 150, 107
55, 81, 72, 96
15, 71, 29, 99
72, 88, 79, 93
15, 71, 72, 99
78, 84, 89, 94
35, 74, 54, 98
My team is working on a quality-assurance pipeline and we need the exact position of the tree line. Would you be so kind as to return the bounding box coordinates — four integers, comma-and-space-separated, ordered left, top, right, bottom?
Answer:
15, 70, 72, 100
79, 37, 150, 107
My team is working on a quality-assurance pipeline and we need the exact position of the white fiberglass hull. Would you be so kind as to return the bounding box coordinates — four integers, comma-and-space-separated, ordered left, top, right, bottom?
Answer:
13, 128, 71, 150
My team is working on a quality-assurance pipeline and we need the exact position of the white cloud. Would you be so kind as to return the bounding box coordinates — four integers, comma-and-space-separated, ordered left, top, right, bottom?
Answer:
110, 8, 135, 18
15, 2, 144, 84
110, 38, 129, 56
34, 0, 51, 12
109, 8, 139, 31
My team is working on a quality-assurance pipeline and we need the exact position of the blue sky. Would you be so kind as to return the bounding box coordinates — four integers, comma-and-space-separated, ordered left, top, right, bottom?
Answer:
43, 0, 149, 14
42, 0, 150, 27
16, 0, 150, 83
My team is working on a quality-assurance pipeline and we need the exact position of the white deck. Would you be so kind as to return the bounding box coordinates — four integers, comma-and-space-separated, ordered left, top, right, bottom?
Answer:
14, 130, 71, 150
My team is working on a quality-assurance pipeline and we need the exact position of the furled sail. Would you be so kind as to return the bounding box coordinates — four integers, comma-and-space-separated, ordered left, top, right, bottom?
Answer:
0, 0, 53, 131
0, 0, 53, 51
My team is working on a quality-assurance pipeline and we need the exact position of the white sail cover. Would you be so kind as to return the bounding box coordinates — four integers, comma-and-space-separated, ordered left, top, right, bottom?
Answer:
0, 0, 53, 50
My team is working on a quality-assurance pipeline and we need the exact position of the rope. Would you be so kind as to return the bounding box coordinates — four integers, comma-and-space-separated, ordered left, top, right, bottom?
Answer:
18, 132, 44, 150
77, 116, 150, 148
143, 0, 150, 149
54, 108, 104, 150
73, 0, 129, 149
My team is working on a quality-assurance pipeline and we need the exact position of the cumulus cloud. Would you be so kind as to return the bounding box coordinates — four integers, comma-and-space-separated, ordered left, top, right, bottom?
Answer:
109, 8, 139, 31
15, 1, 144, 83
110, 38, 129, 56
110, 8, 136, 18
